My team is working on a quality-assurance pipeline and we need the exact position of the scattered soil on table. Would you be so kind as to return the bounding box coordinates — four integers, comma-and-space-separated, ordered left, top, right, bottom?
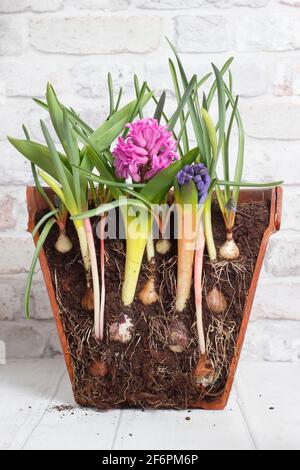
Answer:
39, 198, 270, 410
51, 404, 75, 413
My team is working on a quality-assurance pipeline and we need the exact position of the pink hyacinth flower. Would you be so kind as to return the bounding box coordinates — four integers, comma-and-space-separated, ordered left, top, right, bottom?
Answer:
112, 118, 179, 182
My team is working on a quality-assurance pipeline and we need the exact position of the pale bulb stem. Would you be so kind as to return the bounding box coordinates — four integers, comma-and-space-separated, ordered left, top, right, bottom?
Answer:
84, 218, 101, 340
99, 216, 106, 342
204, 196, 217, 261
146, 232, 155, 263
194, 217, 206, 356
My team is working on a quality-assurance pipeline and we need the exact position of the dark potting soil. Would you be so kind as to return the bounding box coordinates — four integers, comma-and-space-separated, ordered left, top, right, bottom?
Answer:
39, 199, 270, 410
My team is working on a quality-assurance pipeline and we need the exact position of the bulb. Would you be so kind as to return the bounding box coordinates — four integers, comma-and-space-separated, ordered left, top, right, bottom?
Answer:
110, 315, 134, 344
168, 320, 189, 353
81, 287, 94, 312
88, 360, 108, 377
219, 239, 240, 260
139, 278, 159, 306
156, 239, 172, 256
55, 232, 73, 254
194, 356, 215, 388
206, 287, 227, 315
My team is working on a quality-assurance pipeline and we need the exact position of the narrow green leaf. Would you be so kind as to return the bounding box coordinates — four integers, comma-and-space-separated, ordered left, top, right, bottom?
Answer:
63, 109, 82, 210
207, 57, 234, 108
89, 93, 151, 152
202, 108, 217, 162
108, 73, 115, 117
34, 97, 94, 136
169, 59, 189, 153
46, 83, 68, 154
71, 164, 146, 189
31, 209, 59, 237
202, 92, 208, 111
123, 82, 148, 137
40, 120, 77, 214
167, 38, 205, 162
168, 74, 197, 132
25, 218, 56, 319
217, 179, 283, 188
212, 63, 226, 159
134, 75, 144, 119
153, 91, 166, 124
146, 86, 184, 158
224, 84, 245, 203
72, 198, 148, 221
223, 95, 239, 202
114, 87, 123, 113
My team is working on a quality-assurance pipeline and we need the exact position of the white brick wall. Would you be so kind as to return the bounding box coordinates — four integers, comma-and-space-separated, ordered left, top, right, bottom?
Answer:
0, 0, 299, 362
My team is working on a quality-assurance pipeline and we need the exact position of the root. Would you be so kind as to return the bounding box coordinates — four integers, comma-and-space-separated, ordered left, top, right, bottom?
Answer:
204, 316, 238, 396
158, 256, 177, 316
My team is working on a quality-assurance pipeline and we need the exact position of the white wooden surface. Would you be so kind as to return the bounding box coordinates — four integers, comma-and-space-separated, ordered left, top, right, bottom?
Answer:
0, 358, 299, 450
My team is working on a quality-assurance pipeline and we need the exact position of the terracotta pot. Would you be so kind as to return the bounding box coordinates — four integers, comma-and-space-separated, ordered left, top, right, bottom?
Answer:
26, 186, 283, 410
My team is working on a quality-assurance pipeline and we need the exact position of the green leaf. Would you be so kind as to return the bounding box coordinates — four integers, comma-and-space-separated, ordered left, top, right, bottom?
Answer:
22, 125, 57, 212
63, 109, 83, 210
25, 217, 56, 319
72, 198, 148, 221
108, 73, 114, 117
167, 39, 205, 159
72, 124, 122, 201
146, 85, 184, 158
31, 209, 59, 237
34, 97, 94, 136
31, 163, 56, 212
141, 147, 199, 204
134, 75, 144, 119
223, 95, 239, 202
46, 83, 68, 154
153, 91, 166, 124
114, 87, 123, 113
217, 179, 283, 188
40, 120, 78, 214
7, 137, 71, 181
212, 63, 226, 159
207, 57, 234, 108
71, 164, 146, 189
202, 108, 217, 162
202, 92, 208, 111
224, 85, 245, 203
169, 59, 189, 154
123, 81, 148, 137
89, 93, 151, 152
168, 74, 197, 132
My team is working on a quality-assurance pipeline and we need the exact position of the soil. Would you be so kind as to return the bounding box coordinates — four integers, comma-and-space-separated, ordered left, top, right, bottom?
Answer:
39, 198, 270, 410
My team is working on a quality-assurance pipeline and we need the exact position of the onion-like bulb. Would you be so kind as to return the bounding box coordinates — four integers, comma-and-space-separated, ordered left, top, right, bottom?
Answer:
109, 315, 134, 344
168, 320, 189, 353
81, 287, 94, 312
206, 287, 227, 315
88, 360, 108, 377
156, 239, 172, 256
55, 232, 73, 254
219, 239, 240, 260
194, 355, 215, 388
139, 278, 159, 306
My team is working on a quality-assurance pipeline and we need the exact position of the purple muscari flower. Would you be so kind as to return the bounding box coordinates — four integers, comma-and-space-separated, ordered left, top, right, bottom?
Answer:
112, 118, 179, 182
177, 163, 211, 204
